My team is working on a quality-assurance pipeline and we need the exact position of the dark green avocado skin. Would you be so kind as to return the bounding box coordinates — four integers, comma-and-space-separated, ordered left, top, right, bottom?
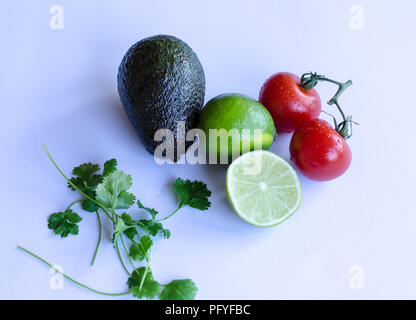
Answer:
117, 35, 205, 160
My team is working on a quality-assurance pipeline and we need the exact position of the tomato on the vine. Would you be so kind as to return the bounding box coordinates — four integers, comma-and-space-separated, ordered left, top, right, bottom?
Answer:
259, 72, 321, 132
287, 72, 355, 181
289, 119, 351, 181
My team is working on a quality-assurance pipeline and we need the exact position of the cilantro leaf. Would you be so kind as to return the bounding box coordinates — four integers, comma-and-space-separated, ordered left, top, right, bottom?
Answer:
129, 236, 152, 261
48, 209, 82, 238
139, 219, 170, 239
161, 228, 171, 239
73, 162, 100, 178
80, 189, 99, 212
112, 213, 140, 243
67, 160, 119, 212
66, 162, 106, 212
160, 279, 198, 300
112, 218, 129, 243
120, 212, 134, 224
116, 191, 136, 209
68, 177, 86, 192
127, 267, 161, 299
137, 200, 158, 218
172, 178, 211, 210
68, 162, 101, 191
81, 198, 99, 212
103, 159, 117, 177
96, 171, 135, 209
120, 213, 138, 240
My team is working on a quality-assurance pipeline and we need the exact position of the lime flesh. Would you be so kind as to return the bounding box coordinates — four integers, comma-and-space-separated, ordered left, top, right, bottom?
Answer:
226, 150, 301, 227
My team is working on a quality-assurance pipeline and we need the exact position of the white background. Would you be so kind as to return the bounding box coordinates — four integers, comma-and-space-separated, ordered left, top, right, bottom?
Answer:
1, 0, 415, 299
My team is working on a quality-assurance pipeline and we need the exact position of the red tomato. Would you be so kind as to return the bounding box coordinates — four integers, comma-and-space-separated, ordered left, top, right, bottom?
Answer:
289, 119, 351, 181
259, 72, 321, 132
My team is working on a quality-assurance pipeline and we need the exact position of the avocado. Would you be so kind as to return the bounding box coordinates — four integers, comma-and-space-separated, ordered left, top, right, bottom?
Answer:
117, 35, 205, 161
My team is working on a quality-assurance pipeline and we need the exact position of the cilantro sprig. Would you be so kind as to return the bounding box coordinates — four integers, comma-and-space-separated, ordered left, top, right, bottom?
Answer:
48, 208, 82, 238
18, 145, 211, 300
173, 178, 212, 211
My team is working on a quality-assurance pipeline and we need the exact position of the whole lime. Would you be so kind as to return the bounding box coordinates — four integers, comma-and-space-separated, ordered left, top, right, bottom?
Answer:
198, 93, 276, 162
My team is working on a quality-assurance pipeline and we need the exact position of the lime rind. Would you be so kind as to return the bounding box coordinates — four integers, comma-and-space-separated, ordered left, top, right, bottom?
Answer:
226, 150, 302, 227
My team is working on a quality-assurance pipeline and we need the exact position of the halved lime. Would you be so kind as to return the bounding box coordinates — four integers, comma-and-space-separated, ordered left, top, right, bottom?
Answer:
226, 150, 301, 227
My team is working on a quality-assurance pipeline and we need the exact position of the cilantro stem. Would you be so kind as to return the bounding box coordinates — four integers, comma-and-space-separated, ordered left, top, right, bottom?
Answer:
111, 212, 116, 229
17, 246, 130, 296
155, 204, 183, 222
101, 208, 115, 224
120, 234, 137, 271
138, 247, 152, 291
43, 144, 114, 222
91, 210, 102, 266
115, 240, 131, 276
139, 262, 150, 291
65, 199, 83, 211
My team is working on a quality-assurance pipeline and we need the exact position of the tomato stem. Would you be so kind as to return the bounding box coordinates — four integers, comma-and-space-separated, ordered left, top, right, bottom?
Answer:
300, 72, 355, 139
